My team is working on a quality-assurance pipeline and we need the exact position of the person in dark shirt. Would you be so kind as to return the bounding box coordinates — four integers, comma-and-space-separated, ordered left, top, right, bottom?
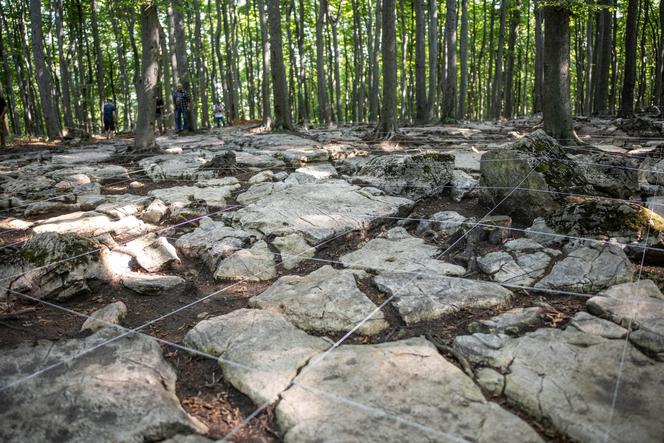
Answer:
102, 98, 117, 139
0, 92, 6, 149
172, 83, 190, 133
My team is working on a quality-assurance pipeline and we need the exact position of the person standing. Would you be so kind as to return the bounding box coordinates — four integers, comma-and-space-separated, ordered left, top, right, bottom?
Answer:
0, 92, 7, 149
173, 83, 190, 133
102, 98, 117, 139
213, 101, 225, 128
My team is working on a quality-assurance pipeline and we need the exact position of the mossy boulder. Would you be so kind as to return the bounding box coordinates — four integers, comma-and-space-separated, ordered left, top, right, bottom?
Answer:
480, 130, 638, 223
2, 232, 102, 301
351, 151, 454, 199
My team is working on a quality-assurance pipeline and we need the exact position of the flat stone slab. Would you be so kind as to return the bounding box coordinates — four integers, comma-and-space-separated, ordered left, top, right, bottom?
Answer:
122, 273, 186, 296
32, 211, 152, 238
120, 235, 180, 273
339, 227, 465, 275
148, 178, 240, 209
478, 249, 558, 287
374, 272, 513, 324
272, 233, 315, 270
139, 152, 212, 181
213, 240, 276, 281
225, 180, 413, 244
250, 265, 388, 335
80, 301, 127, 332
51, 148, 115, 164
175, 219, 251, 272
0, 328, 206, 442
468, 307, 543, 335
454, 327, 664, 443
568, 311, 629, 339
277, 337, 542, 443
535, 244, 634, 294
184, 309, 329, 404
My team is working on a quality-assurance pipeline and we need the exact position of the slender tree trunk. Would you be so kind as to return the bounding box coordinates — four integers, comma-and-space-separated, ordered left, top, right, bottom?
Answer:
159, 23, 172, 124
110, 0, 131, 130
194, 0, 209, 128
491, 0, 508, 119
222, 1, 238, 121
415, 0, 427, 123
296, 0, 309, 126
658, 0, 664, 107
427, 0, 438, 120
135, 2, 159, 151
534, 0, 544, 113
54, 0, 73, 128
90, 0, 105, 118
172, 0, 195, 130
594, 0, 612, 114
583, 6, 594, 114
442, 0, 457, 120
352, 0, 366, 122
369, 0, 382, 123
377, 0, 397, 136
267, 0, 292, 130
316, 0, 331, 125
29, 0, 61, 138
0, 12, 18, 135
542, 4, 573, 142
257, 0, 272, 127
330, 8, 343, 123
458, 0, 469, 119
619, 0, 638, 117
504, 2, 519, 118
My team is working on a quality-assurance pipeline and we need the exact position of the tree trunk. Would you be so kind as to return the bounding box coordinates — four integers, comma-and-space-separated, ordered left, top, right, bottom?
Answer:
159, 22, 172, 123
54, 0, 73, 128
490, 0, 508, 119
504, 2, 519, 118
135, 2, 159, 151
194, 0, 209, 128
594, 0, 612, 114
369, 0, 382, 123
442, 0, 457, 121
458, 0, 469, 119
296, 0, 309, 126
414, 0, 427, 123
89, 0, 105, 118
377, 0, 397, 136
534, 0, 544, 113
267, 0, 292, 130
352, 0, 365, 122
542, 4, 573, 142
316, 0, 331, 125
658, 0, 664, 106
110, 0, 132, 131
583, 7, 594, 114
427, 0, 438, 120
222, 1, 238, 121
172, 0, 195, 130
619, 0, 638, 117
29, 0, 61, 138
257, 0, 272, 127
330, 8, 343, 123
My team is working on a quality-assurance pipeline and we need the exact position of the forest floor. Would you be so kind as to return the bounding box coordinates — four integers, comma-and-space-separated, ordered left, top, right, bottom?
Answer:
1, 116, 664, 442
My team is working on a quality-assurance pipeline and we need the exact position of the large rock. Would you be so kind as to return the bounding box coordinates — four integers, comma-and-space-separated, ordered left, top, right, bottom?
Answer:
2, 232, 101, 300
32, 211, 152, 238
139, 153, 212, 182
81, 301, 127, 332
339, 227, 465, 275
374, 272, 513, 324
351, 152, 454, 199
120, 235, 180, 273
535, 244, 634, 294
148, 178, 240, 209
122, 273, 186, 296
250, 265, 388, 335
184, 309, 329, 404
272, 233, 315, 270
0, 328, 207, 442
468, 307, 543, 335
277, 337, 542, 443
478, 245, 559, 287
454, 327, 664, 443
213, 240, 277, 281
175, 219, 251, 273
225, 180, 413, 244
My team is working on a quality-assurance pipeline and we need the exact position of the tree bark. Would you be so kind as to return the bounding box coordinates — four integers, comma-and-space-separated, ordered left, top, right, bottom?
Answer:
458, 0, 469, 119
542, 3, 573, 142
415, 0, 427, 123
267, 0, 292, 130
490, 0, 508, 119
442, 0, 457, 121
135, 2, 159, 151
54, 0, 73, 128
89, 0, 105, 117
257, 0, 272, 127
222, 1, 238, 121
658, 0, 664, 106
504, 2, 519, 118
427, 0, 438, 120
377, 0, 397, 136
534, 0, 544, 113
193, 0, 208, 128
316, 0, 331, 125
369, 0, 382, 123
29, 0, 61, 138
593, 0, 612, 114
619, 0, 638, 117
172, 0, 195, 130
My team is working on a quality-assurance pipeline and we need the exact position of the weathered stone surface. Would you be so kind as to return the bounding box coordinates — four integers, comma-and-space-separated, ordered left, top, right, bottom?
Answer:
142, 198, 169, 224
574, 153, 639, 198
175, 219, 251, 272
80, 301, 127, 332
468, 307, 543, 335
120, 235, 179, 273
351, 152, 454, 199
295, 163, 337, 180
139, 153, 211, 182
96, 194, 152, 219
450, 169, 479, 202
148, 179, 240, 209
248, 170, 274, 184
122, 273, 186, 296
340, 227, 465, 275
277, 337, 542, 443
415, 210, 467, 238
535, 244, 634, 294
0, 328, 207, 443
272, 233, 314, 270
226, 180, 413, 244
250, 265, 387, 335
374, 272, 513, 324
478, 247, 557, 287
454, 327, 664, 443
32, 211, 152, 238
568, 311, 628, 339
213, 240, 276, 281
51, 148, 115, 164
2, 232, 100, 301
184, 309, 329, 404
475, 367, 505, 396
